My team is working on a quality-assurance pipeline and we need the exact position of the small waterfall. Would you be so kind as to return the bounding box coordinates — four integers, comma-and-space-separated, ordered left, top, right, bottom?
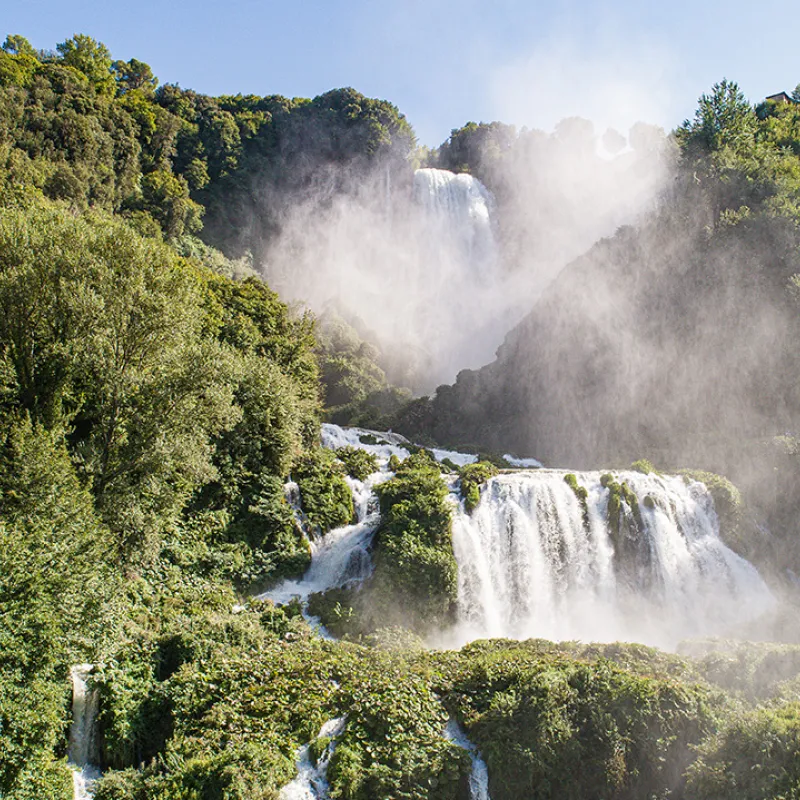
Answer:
261, 426, 404, 613
445, 719, 491, 800
260, 474, 383, 610
448, 470, 775, 649
68, 664, 101, 800
320, 423, 411, 464
279, 717, 347, 800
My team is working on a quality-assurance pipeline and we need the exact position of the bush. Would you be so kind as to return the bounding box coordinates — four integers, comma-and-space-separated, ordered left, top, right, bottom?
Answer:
439, 643, 722, 800
335, 445, 378, 481
686, 702, 800, 800
294, 449, 354, 533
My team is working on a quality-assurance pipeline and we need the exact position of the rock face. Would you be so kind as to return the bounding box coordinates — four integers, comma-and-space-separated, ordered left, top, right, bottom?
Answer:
402, 206, 800, 479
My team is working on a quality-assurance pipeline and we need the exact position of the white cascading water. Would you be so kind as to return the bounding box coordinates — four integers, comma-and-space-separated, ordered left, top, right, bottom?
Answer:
412, 168, 497, 284
68, 664, 101, 800
260, 426, 410, 614
444, 719, 491, 800
261, 425, 476, 615
279, 716, 347, 800
264, 424, 774, 650
447, 470, 775, 649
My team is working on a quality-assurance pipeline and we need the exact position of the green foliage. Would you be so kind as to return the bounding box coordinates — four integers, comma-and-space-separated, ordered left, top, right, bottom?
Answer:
601, 475, 642, 539
679, 470, 754, 558
139, 169, 203, 239
294, 448, 354, 533
677, 79, 755, 154
630, 459, 657, 474
0, 199, 238, 554
685, 640, 800, 703
0, 415, 113, 798
434, 120, 516, 184
56, 34, 116, 96
440, 641, 722, 800
367, 452, 458, 632
564, 473, 590, 527
460, 461, 498, 514
336, 445, 378, 481
686, 702, 800, 800
328, 652, 468, 800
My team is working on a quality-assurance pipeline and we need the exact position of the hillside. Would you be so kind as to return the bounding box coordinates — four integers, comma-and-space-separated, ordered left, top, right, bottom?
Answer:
396, 82, 800, 575
2, 33, 800, 800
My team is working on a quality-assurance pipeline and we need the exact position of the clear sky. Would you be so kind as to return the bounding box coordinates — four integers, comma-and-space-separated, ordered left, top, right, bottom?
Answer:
4, 0, 799, 146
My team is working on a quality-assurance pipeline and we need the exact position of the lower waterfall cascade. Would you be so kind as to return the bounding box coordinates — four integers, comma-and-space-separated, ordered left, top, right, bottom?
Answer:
278, 717, 347, 800
445, 719, 491, 800
270, 425, 775, 650
447, 470, 775, 649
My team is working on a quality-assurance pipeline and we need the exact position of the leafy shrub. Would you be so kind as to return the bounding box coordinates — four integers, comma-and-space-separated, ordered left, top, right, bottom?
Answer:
686, 702, 800, 800
335, 445, 378, 481
350, 452, 459, 633
440, 643, 722, 800
294, 448, 354, 533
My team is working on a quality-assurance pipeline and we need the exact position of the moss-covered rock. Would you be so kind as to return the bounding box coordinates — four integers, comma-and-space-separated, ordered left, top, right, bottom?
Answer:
631, 458, 658, 475
460, 461, 498, 514
564, 472, 590, 527
678, 469, 764, 564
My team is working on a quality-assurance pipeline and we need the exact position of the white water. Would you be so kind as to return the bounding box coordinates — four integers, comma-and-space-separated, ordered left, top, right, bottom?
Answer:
266, 426, 773, 650
68, 664, 100, 800
261, 426, 402, 612
503, 453, 543, 468
279, 716, 347, 800
261, 473, 383, 610
445, 719, 491, 800
445, 471, 775, 649
320, 423, 411, 465
413, 168, 497, 283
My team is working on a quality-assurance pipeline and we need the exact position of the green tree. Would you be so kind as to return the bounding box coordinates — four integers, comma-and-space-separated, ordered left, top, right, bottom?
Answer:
140, 169, 204, 238
0, 199, 235, 554
0, 415, 113, 799
677, 78, 755, 153
112, 57, 157, 95
1, 35, 37, 58
56, 34, 115, 96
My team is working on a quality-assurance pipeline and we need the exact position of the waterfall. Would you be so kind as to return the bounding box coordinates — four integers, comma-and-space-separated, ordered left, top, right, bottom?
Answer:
448, 470, 775, 649
68, 664, 101, 800
260, 426, 405, 613
279, 716, 347, 800
260, 473, 382, 611
445, 719, 491, 800
412, 168, 497, 283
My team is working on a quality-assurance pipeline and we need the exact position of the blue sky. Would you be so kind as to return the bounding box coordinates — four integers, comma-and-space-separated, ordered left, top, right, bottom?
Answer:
4, 0, 799, 145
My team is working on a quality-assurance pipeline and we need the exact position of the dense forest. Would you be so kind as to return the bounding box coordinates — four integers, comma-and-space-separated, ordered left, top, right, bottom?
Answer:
1, 33, 800, 800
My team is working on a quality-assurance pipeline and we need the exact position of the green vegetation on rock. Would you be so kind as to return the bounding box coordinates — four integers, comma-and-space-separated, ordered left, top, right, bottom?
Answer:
294, 448, 354, 533
335, 445, 378, 481
460, 461, 498, 513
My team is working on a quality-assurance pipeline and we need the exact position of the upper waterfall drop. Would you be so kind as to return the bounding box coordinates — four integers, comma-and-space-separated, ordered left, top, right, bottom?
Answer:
412, 168, 498, 283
